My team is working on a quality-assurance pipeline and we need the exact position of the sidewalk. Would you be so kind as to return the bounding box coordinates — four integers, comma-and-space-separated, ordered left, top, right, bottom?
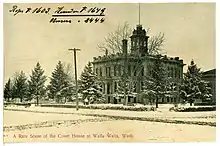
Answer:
4, 106, 216, 127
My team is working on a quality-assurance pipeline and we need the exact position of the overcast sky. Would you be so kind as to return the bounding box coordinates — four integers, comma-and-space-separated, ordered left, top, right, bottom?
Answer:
3, 3, 215, 84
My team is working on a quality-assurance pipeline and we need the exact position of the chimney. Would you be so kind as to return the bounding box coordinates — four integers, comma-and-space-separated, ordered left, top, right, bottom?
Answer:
105, 49, 108, 56
122, 39, 128, 56
122, 39, 128, 76
145, 36, 149, 54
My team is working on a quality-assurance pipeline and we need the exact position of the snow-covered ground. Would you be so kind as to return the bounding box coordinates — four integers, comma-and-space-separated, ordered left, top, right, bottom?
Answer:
3, 105, 216, 142
3, 110, 215, 142
4, 105, 216, 119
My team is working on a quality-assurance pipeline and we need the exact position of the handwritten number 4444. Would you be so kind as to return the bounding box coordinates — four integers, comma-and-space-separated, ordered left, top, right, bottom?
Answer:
84, 18, 105, 23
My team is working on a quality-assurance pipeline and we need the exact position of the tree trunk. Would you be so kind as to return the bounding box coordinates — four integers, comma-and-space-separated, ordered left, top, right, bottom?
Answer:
125, 95, 128, 105
65, 97, 67, 103
36, 96, 39, 106
20, 97, 23, 103
190, 102, 193, 106
156, 96, 159, 108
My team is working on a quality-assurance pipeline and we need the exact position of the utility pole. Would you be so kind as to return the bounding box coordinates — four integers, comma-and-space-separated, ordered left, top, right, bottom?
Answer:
68, 48, 81, 111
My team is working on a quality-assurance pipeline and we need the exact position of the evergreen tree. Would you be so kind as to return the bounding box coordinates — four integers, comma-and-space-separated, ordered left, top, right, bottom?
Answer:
166, 78, 179, 103
28, 62, 47, 105
63, 63, 76, 103
180, 60, 212, 106
142, 55, 168, 108
141, 77, 157, 105
116, 77, 136, 105
79, 62, 103, 104
4, 78, 12, 102
48, 61, 71, 103
11, 71, 28, 102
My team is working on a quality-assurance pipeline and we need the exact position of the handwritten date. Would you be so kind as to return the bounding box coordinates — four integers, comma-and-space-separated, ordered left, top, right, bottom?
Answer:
9, 5, 50, 16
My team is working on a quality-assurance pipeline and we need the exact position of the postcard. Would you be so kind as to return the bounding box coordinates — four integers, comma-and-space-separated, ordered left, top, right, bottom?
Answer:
3, 2, 216, 143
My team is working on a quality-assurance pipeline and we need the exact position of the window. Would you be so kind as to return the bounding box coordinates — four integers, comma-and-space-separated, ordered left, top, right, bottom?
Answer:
172, 68, 174, 78
105, 67, 108, 77
107, 83, 110, 94
100, 84, 103, 92
168, 67, 171, 77
133, 66, 136, 76
118, 65, 121, 76
105, 67, 111, 77
132, 41, 135, 48
167, 97, 170, 103
108, 67, 111, 77
174, 98, 177, 103
141, 82, 144, 91
144, 41, 146, 47
128, 65, 131, 76
134, 97, 137, 103
175, 69, 177, 78
114, 82, 117, 92
100, 68, 102, 76
141, 67, 144, 76
134, 83, 137, 92
96, 68, 98, 75
114, 65, 117, 76
103, 83, 105, 93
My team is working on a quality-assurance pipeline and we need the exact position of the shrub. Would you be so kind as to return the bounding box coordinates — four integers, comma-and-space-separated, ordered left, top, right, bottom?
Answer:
194, 102, 216, 106
40, 104, 156, 111
4, 102, 31, 107
169, 106, 216, 112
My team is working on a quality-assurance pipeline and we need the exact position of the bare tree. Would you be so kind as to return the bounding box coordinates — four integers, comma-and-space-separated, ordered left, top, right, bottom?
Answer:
97, 21, 165, 55
97, 21, 132, 54
148, 32, 165, 55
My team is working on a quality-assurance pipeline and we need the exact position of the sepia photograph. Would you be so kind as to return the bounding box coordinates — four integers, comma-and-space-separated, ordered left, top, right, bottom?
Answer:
3, 2, 216, 143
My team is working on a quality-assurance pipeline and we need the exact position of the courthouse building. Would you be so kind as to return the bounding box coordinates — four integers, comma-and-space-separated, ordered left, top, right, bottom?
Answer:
202, 69, 216, 104
92, 24, 185, 104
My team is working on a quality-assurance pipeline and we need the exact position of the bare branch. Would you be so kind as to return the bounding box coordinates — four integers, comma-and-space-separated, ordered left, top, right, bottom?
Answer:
97, 22, 165, 56
148, 32, 165, 55
97, 21, 132, 54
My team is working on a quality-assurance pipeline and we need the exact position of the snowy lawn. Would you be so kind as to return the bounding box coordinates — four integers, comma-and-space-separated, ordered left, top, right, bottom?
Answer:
4, 105, 216, 127
4, 119, 215, 143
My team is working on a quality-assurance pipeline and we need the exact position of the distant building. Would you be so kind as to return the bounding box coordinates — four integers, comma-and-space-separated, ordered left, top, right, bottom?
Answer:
92, 25, 185, 104
202, 69, 216, 104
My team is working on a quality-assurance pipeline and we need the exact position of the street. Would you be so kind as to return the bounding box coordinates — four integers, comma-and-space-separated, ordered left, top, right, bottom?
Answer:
3, 110, 216, 142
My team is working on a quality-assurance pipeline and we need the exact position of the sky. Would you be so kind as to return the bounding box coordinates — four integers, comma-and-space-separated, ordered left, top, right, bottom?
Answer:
3, 3, 216, 84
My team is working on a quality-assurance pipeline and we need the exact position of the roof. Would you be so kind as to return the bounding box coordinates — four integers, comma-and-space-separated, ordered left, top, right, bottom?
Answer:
203, 69, 216, 75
